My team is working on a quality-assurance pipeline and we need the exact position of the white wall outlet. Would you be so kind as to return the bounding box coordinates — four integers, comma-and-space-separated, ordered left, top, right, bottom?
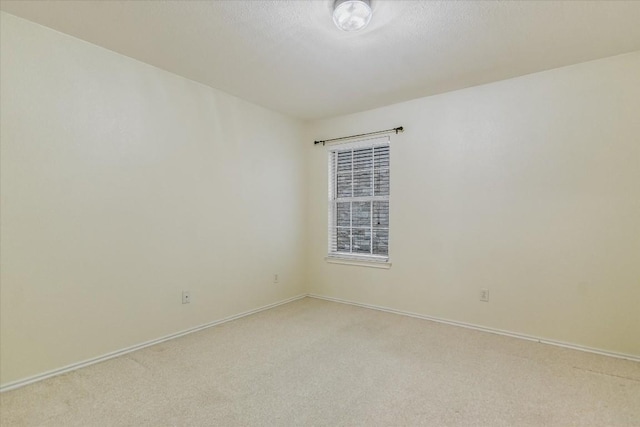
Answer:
480, 288, 489, 302
182, 291, 191, 304
273, 274, 279, 284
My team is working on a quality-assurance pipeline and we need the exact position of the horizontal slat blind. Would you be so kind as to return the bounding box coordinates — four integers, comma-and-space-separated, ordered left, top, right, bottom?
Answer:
328, 136, 390, 261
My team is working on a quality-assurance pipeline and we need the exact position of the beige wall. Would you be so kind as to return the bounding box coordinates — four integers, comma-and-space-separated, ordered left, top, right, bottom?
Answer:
306, 51, 640, 357
0, 13, 306, 385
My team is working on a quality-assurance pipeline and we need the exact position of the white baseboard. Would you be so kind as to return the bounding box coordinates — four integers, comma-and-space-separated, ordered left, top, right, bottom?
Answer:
3, 292, 637, 393
307, 293, 640, 363
0, 294, 307, 393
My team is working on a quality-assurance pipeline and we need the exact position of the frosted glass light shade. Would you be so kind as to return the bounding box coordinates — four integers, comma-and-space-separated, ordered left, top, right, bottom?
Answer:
333, 0, 372, 32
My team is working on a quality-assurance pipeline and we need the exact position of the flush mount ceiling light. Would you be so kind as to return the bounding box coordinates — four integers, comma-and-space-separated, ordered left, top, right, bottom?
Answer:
332, 0, 373, 32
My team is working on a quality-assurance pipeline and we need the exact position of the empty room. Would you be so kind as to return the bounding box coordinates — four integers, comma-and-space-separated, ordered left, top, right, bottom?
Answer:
1, 0, 639, 425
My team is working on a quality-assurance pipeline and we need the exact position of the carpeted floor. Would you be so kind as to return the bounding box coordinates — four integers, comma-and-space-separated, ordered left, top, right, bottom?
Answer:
1, 297, 639, 426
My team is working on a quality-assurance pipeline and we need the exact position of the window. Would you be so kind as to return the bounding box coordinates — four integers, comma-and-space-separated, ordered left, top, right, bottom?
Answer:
328, 136, 390, 263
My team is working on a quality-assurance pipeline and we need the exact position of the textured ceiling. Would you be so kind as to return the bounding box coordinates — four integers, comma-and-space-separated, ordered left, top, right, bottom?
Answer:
2, 0, 640, 120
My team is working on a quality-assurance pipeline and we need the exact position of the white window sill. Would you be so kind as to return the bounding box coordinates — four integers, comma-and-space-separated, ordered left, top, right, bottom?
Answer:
325, 256, 392, 269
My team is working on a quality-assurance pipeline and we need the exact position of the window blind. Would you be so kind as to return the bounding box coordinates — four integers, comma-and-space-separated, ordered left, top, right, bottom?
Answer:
328, 136, 390, 261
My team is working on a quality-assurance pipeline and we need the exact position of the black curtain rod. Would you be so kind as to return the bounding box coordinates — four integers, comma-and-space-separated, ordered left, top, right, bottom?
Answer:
314, 126, 404, 146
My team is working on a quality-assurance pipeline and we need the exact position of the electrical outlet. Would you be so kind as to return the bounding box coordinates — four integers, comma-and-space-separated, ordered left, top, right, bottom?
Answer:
182, 291, 191, 304
274, 274, 279, 284
480, 288, 489, 302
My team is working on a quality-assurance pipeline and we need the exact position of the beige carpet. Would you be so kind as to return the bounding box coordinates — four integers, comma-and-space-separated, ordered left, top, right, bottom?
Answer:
1, 297, 639, 426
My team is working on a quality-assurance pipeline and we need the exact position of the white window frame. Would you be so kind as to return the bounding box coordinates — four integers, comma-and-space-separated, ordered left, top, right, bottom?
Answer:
326, 136, 391, 267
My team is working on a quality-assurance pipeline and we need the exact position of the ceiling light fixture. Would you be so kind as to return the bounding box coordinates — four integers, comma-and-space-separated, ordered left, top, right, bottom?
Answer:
332, 0, 372, 32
